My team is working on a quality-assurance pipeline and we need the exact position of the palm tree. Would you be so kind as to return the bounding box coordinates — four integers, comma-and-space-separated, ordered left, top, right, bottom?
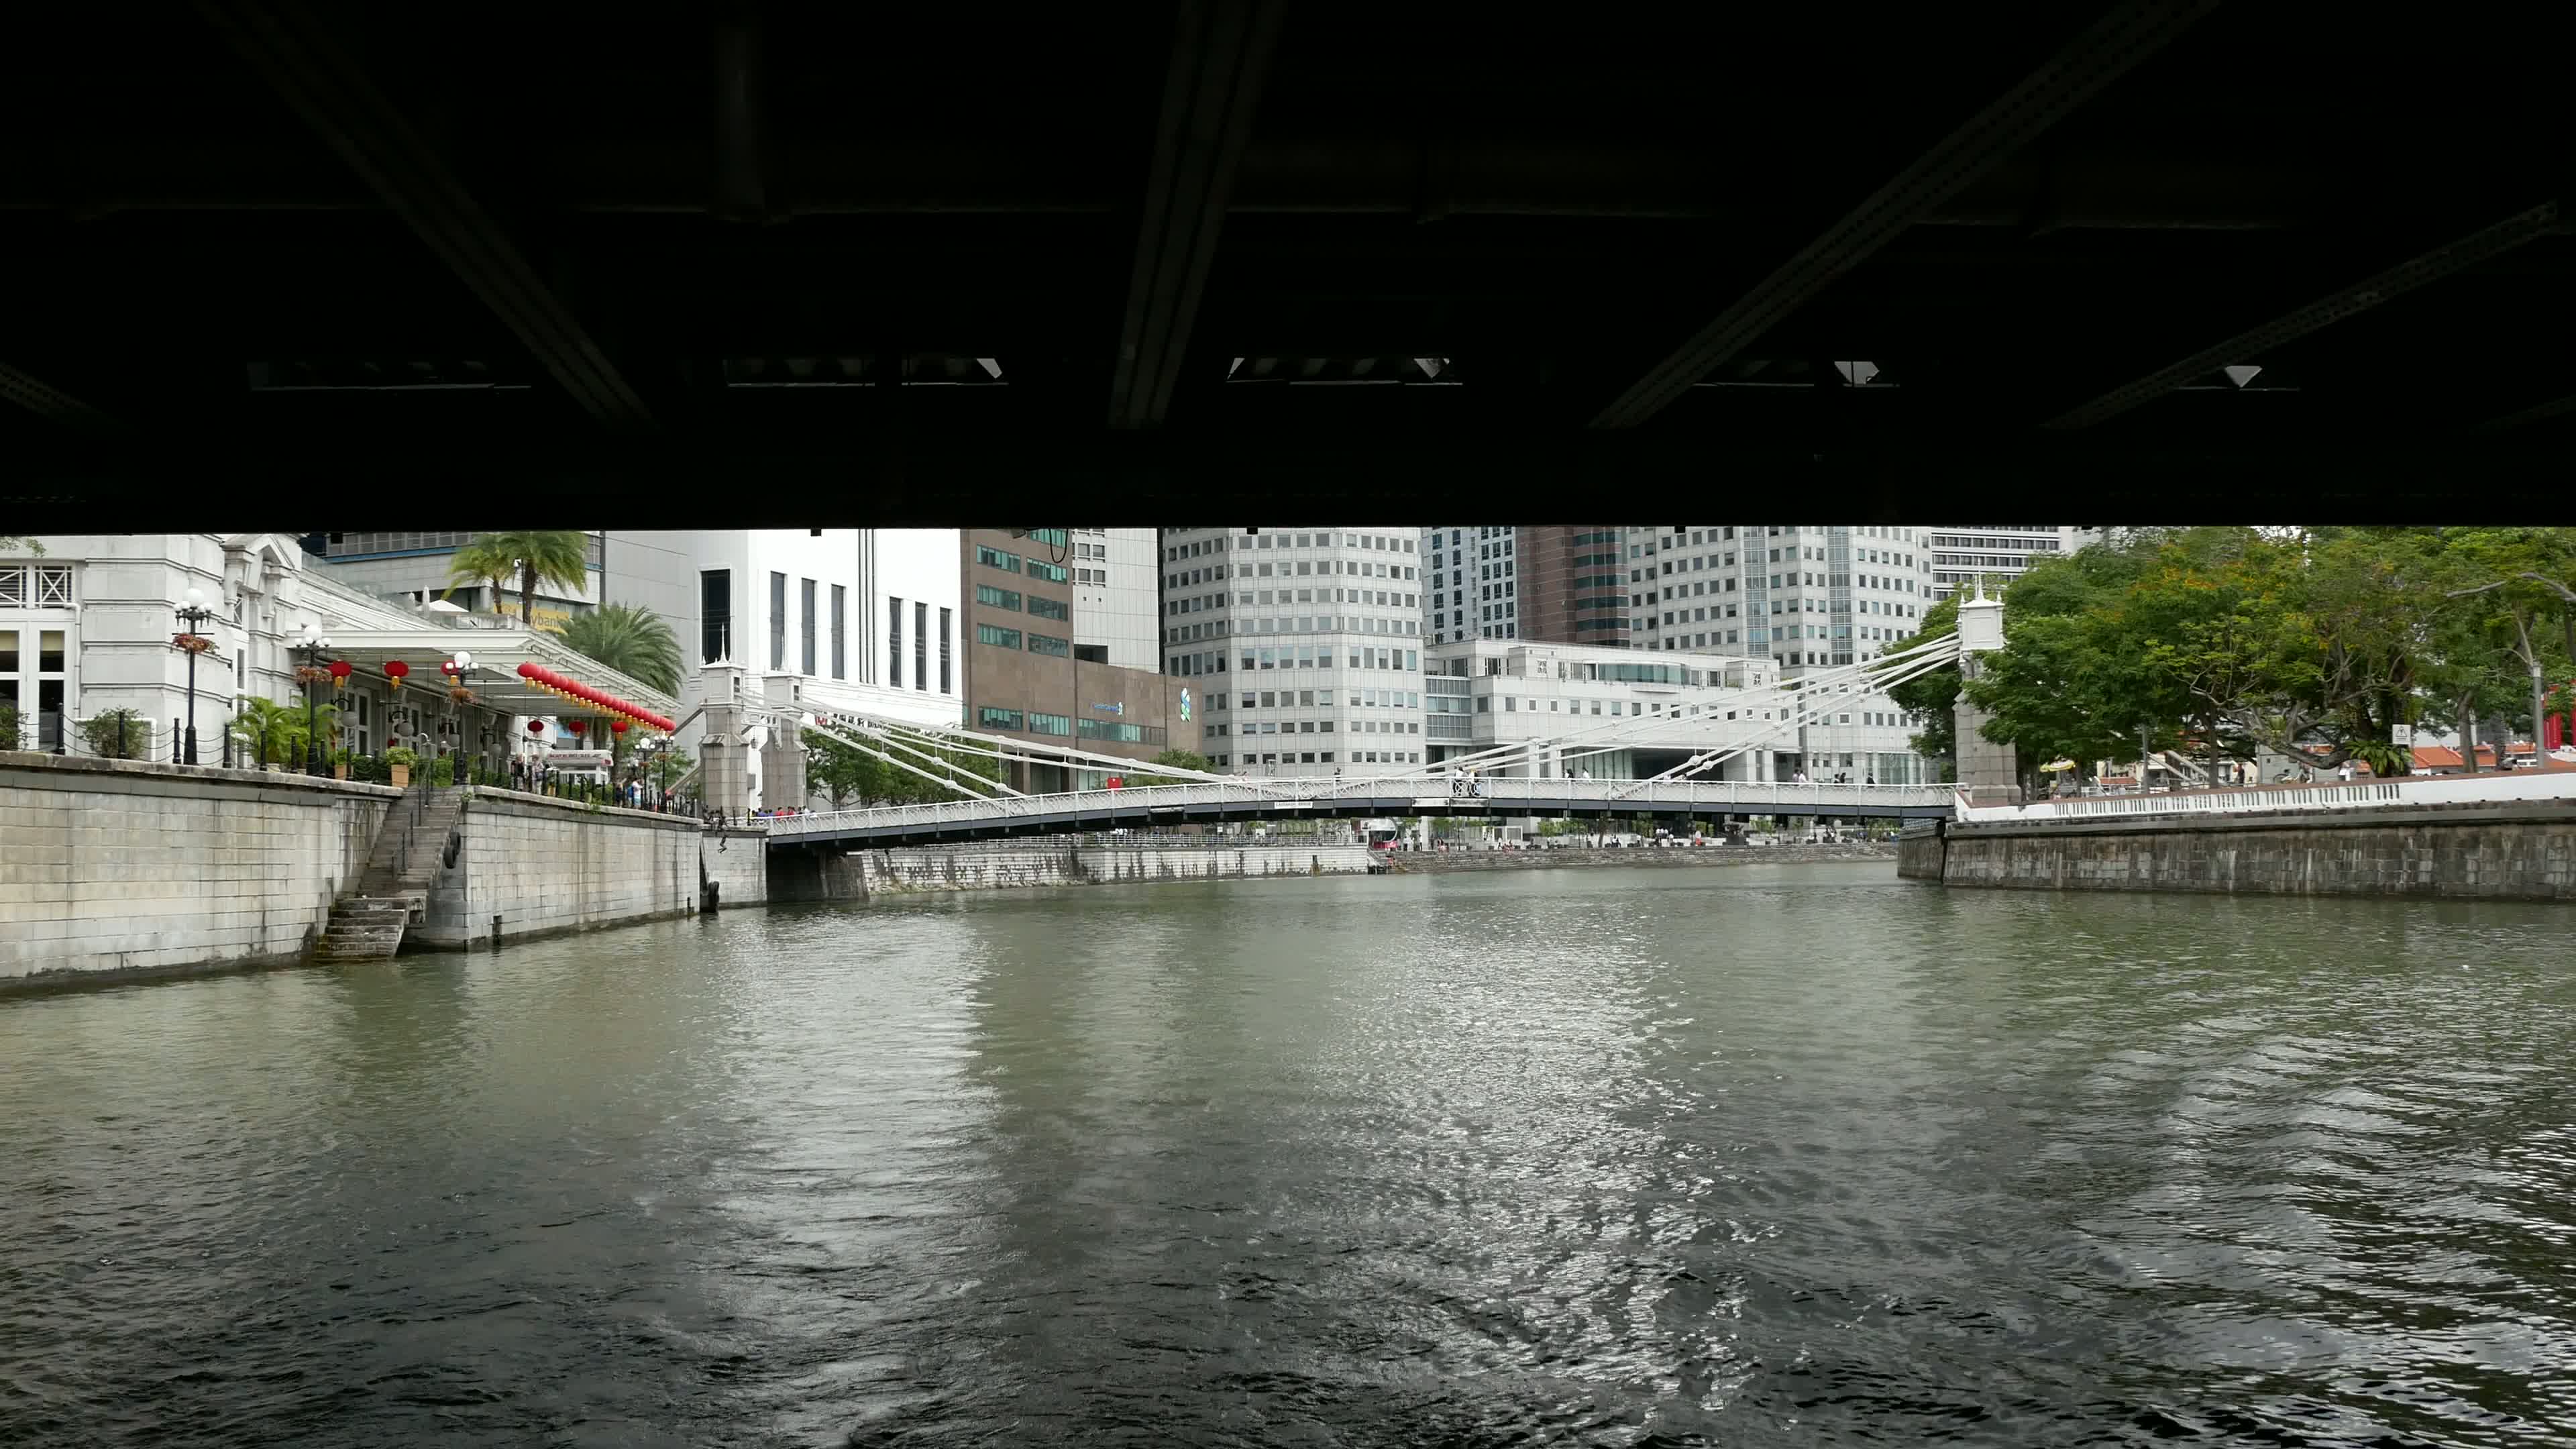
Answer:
443, 531, 592, 625
549, 602, 682, 694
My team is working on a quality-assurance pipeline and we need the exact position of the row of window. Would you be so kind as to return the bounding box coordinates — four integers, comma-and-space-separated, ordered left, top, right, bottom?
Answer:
1205, 719, 1421, 738
973, 623, 1073, 657
702, 568, 949, 693
1220, 688, 1421, 710
975, 705, 1075, 736
1212, 751, 1417, 767
1164, 614, 1424, 645
975, 584, 1073, 621
1167, 531, 1419, 559
0, 565, 76, 608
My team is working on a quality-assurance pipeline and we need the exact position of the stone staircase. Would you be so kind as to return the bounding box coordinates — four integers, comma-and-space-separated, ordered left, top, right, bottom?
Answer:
313, 786, 466, 961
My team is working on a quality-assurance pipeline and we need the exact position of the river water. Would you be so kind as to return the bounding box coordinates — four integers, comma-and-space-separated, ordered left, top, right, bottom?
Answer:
3, 864, 2573, 1447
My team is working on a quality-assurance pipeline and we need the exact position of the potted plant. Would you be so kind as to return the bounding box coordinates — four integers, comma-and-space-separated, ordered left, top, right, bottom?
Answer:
428, 755, 455, 788
331, 746, 353, 780
384, 745, 419, 789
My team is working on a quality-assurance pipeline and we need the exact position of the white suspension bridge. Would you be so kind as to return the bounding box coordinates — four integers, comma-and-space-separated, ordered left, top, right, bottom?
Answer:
757, 633, 1968, 849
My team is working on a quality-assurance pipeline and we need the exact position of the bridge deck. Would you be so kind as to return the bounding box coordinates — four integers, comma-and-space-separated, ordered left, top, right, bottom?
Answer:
765, 779, 1952, 849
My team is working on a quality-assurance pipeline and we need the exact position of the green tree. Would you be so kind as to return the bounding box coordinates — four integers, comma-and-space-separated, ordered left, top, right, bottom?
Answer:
445, 531, 591, 625
236, 696, 334, 763
804, 725, 1000, 806
2442, 527, 2576, 767
1126, 746, 1213, 787
0, 537, 44, 556
548, 602, 682, 694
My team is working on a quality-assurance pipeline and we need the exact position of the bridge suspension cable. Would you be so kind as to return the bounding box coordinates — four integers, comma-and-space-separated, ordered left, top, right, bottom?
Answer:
1613, 635, 1961, 796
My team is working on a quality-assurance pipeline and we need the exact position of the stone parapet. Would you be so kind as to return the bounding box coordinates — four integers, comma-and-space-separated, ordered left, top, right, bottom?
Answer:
0, 751, 400, 987
411, 788, 702, 949
1923, 802, 2576, 900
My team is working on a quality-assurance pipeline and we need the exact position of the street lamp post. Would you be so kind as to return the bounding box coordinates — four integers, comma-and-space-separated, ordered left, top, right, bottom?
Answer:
174, 586, 216, 765
292, 622, 335, 775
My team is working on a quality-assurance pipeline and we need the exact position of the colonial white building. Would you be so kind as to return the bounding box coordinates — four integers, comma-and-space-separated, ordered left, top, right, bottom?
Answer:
1, 534, 673, 771
600, 529, 962, 807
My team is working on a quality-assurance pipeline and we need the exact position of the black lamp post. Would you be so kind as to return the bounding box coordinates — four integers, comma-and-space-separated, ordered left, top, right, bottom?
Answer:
174, 586, 217, 765
292, 622, 334, 775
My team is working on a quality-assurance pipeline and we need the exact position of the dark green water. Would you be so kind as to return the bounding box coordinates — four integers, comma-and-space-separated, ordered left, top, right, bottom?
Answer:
3, 864, 2572, 1446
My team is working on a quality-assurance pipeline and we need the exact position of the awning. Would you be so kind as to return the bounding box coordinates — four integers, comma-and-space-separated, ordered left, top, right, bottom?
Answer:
516, 662, 676, 731
280, 625, 680, 727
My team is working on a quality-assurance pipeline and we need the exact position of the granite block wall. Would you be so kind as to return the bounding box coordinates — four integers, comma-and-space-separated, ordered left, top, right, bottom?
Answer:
0, 753, 398, 985
1926, 804, 2576, 902
413, 790, 703, 949
855, 841, 1375, 894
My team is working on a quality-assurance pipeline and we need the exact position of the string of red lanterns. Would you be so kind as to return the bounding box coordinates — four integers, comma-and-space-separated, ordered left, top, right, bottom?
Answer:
513, 661, 676, 733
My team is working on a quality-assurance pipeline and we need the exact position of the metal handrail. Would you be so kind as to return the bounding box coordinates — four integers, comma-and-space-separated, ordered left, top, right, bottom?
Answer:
761, 776, 1951, 839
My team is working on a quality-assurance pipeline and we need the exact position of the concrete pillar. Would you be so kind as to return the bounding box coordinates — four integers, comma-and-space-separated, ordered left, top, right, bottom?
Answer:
761, 731, 806, 811
1953, 587, 2021, 807
701, 701, 753, 816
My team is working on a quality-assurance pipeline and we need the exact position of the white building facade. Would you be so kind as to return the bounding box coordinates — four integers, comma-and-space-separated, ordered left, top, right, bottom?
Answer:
1421, 524, 1515, 643
1159, 526, 1428, 775
604, 529, 963, 807
1918, 525, 2104, 600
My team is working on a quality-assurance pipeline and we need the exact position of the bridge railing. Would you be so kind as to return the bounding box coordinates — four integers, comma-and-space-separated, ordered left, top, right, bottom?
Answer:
762, 775, 1949, 839
1955, 767, 2576, 826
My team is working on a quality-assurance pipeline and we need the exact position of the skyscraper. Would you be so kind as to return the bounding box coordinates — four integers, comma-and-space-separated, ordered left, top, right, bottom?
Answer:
1423, 525, 1628, 646
1161, 526, 1428, 775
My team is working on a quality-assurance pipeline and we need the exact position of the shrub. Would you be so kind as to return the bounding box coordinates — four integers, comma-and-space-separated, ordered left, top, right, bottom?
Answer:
428, 755, 455, 787
79, 709, 152, 759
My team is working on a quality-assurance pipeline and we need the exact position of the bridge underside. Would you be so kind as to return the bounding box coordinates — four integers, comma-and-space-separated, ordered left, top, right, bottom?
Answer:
9, 5, 2572, 520
778, 793, 1952, 851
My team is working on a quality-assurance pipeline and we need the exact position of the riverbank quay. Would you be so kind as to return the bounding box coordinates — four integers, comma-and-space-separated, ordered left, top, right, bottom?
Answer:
0, 751, 399, 989
1399, 841, 1896, 874
0, 753, 741, 991
775, 838, 1379, 900
1901, 800, 2576, 901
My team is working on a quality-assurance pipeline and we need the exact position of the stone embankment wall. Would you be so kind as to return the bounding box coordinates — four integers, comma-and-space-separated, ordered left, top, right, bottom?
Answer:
0, 753, 398, 987
1896, 826, 1945, 881
855, 841, 1375, 895
412, 789, 704, 949
701, 828, 769, 910
1405, 842, 1897, 874
1912, 803, 2576, 901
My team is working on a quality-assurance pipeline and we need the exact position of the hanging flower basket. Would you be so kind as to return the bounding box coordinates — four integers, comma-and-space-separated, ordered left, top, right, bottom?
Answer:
294, 665, 333, 686
172, 633, 215, 655
447, 684, 476, 704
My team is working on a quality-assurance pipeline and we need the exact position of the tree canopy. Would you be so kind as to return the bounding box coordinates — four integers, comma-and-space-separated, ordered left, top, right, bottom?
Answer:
445, 531, 591, 625
549, 602, 682, 694
804, 726, 1002, 808
1894, 526, 2576, 788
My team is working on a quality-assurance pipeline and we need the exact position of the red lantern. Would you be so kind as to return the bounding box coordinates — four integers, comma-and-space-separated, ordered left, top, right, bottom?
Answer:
610, 719, 629, 735
385, 660, 410, 689
328, 659, 353, 692
527, 719, 545, 734
568, 720, 586, 737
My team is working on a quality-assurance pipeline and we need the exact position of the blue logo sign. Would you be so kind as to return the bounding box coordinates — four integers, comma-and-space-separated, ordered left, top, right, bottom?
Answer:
1092, 702, 1124, 715
1178, 688, 1192, 722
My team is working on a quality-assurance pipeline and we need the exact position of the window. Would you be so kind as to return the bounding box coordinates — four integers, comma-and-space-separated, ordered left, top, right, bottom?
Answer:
977, 623, 1022, 649
700, 569, 733, 663
914, 601, 928, 689
800, 578, 818, 674
889, 596, 904, 688
1026, 632, 1071, 657
938, 608, 952, 692
977, 584, 1022, 610
1026, 594, 1070, 622
1027, 712, 1072, 737
977, 545, 1022, 572
1028, 560, 1069, 584
830, 584, 846, 679
979, 706, 1024, 731
769, 572, 788, 669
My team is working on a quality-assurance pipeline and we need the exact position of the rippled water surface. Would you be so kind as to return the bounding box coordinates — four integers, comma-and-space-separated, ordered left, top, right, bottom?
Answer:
5, 864, 2575, 1446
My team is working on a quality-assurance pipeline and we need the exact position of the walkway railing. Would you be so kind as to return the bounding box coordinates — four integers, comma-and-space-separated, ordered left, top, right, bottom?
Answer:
1956, 767, 2576, 826
763, 775, 1950, 841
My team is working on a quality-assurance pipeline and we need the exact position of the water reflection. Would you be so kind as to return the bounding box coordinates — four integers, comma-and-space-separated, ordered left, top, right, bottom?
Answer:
0, 865, 2570, 1446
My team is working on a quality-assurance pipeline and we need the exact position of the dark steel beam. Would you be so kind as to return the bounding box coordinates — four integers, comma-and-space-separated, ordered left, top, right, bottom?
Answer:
193, 0, 654, 432
1108, 0, 1286, 428
2043, 201, 2564, 430
1590, 0, 2222, 430
0, 362, 122, 437
2470, 388, 2576, 435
